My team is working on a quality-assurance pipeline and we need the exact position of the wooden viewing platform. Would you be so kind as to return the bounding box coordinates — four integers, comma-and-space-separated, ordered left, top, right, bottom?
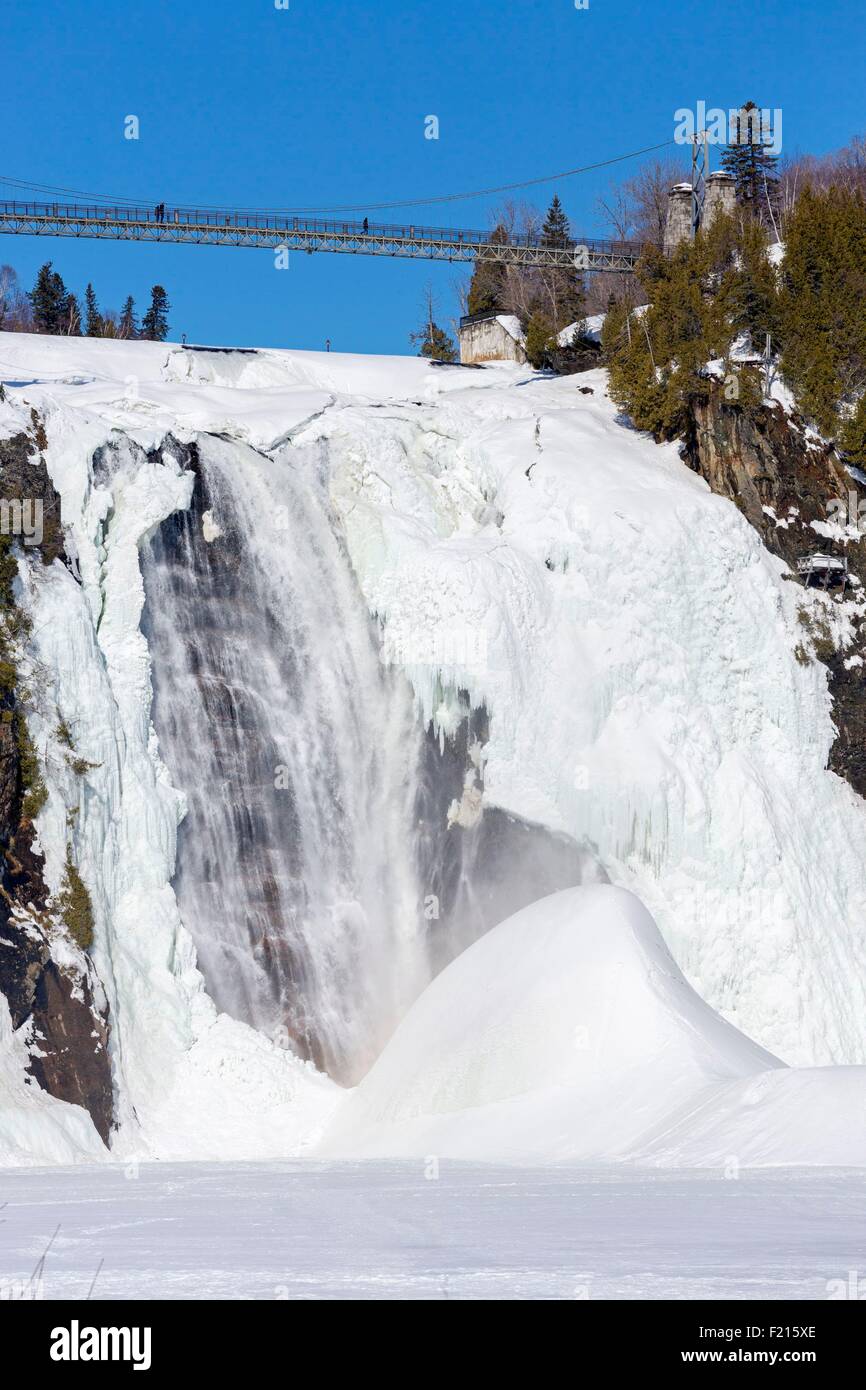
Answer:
797, 554, 849, 590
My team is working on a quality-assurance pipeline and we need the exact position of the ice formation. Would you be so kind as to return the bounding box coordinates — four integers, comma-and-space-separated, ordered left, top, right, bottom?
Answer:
0, 330, 865, 1165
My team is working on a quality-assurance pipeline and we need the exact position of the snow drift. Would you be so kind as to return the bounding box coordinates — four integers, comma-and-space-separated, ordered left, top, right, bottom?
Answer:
320, 884, 866, 1166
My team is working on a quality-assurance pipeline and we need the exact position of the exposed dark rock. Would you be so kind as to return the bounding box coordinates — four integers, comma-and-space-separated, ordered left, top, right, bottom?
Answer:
683, 394, 860, 571
0, 425, 65, 565
0, 763, 113, 1147
26, 961, 112, 1144
0, 416, 113, 1145
553, 337, 602, 376
416, 695, 605, 973
683, 391, 866, 795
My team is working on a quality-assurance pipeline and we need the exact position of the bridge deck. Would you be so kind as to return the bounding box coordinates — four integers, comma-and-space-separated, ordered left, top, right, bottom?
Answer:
0, 200, 643, 272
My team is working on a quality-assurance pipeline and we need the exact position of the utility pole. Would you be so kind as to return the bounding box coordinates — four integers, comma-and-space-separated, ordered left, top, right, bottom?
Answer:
763, 332, 773, 399
426, 284, 435, 356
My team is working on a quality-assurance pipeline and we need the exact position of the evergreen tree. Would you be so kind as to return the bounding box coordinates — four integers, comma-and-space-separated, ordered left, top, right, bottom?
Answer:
541, 195, 570, 248
777, 186, 866, 434
119, 295, 138, 339
726, 216, 780, 348
410, 285, 457, 361
602, 214, 759, 439
467, 225, 509, 317
141, 285, 170, 341
721, 102, 780, 223
536, 195, 586, 335
410, 319, 457, 361
29, 262, 72, 335
84, 282, 102, 337
524, 311, 557, 370
841, 393, 866, 466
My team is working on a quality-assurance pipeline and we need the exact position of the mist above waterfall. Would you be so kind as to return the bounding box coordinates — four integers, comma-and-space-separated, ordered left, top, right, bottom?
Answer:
143, 436, 429, 1083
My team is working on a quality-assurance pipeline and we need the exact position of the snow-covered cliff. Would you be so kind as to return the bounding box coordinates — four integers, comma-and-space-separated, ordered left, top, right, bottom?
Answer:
1, 331, 865, 1165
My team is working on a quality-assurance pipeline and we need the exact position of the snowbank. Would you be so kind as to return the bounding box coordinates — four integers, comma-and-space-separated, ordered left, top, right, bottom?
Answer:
633, 1065, 866, 1168
320, 885, 866, 1166
558, 312, 606, 346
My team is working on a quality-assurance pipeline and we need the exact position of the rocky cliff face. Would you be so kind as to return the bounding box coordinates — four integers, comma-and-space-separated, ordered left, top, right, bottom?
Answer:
415, 699, 603, 974
684, 391, 866, 795
0, 415, 112, 1145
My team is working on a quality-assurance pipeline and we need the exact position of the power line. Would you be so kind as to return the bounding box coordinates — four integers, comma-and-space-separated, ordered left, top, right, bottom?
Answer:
0, 139, 675, 217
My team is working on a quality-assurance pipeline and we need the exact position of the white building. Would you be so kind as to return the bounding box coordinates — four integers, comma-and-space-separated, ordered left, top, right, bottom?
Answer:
458, 313, 527, 365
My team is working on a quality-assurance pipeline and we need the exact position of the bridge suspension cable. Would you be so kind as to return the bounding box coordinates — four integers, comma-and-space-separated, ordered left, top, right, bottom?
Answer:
0, 138, 675, 217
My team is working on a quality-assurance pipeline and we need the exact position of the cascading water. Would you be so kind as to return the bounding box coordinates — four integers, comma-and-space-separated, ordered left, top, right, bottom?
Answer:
142, 435, 428, 1084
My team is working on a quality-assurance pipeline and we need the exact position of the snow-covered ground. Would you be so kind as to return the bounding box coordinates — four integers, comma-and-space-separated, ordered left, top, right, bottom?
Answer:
1, 332, 866, 1172
1, 1159, 862, 1301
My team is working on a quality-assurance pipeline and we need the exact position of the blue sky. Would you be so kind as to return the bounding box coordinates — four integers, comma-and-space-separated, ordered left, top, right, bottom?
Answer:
2, 0, 861, 354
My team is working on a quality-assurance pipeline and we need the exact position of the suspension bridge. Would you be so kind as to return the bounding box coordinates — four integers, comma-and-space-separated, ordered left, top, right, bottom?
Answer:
0, 198, 643, 272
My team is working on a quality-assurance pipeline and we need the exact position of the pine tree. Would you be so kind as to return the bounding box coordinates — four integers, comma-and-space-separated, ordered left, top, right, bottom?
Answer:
410, 319, 457, 361
141, 285, 170, 341
524, 311, 557, 370
119, 295, 138, 339
467, 225, 509, 317
602, 217, 749, 439
841, 393, 866, 466
410, 285, 457, 361
29, 262, 72, 335
541, 195, 570, 248
721, 102, 780, 223
777, 186, 866, 433
536, 195, 586, 336
602, 180, 866, 442
727, 216, 780, 348
84, 282, 102, 337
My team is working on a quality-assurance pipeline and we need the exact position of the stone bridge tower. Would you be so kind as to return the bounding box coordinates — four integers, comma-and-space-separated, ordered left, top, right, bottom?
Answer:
664, 169, 736, 255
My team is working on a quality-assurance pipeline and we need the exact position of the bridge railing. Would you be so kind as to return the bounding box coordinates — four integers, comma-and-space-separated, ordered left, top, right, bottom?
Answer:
0, 199, 643, 259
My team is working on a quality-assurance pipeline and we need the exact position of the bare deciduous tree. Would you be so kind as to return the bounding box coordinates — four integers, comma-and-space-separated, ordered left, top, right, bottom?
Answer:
778, 135, 865, 231
0, 264, 33, 332
595, 186, 636, 243
597, 159, 688, 250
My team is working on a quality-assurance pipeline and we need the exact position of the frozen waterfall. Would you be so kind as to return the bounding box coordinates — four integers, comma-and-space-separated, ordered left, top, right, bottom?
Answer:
142, 436, 429, 1084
